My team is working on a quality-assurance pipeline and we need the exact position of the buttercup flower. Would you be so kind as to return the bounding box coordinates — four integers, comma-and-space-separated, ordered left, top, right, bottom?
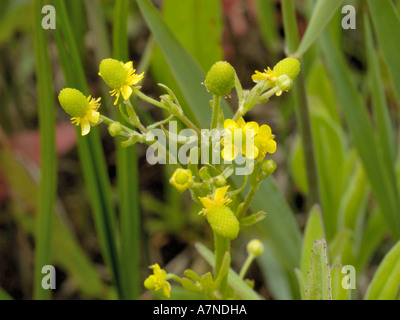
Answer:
198, 186, 232, 216
169, 168, 193, 192
221, 118, 260, 161
99, 58, 144, 105
252, 57, 300, 96
58, 88, 101, 136
144, 263, 171, 298
254, 124, 277, 162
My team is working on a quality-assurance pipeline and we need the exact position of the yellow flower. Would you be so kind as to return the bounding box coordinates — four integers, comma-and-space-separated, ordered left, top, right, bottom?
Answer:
254, 124, 277, 162
99, 58, 144, 105
252, 67, 277, 83
198, 186, 232, 216
144, 263, 171, 298
221, 118, 259, 161
58, 88, 101, 136
169, 168, 193, 192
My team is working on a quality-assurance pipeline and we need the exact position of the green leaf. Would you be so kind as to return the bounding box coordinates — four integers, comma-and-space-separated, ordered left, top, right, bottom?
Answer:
301, 205, 326, 283
294, 268, 306, 300
320, 29, 400, 239
367, 0, 400, 104
365, 240, 400, 300
330, 264, 350, 300
305, 239, 331, 300
295, 0, 344, 57
0, 287, 12, 300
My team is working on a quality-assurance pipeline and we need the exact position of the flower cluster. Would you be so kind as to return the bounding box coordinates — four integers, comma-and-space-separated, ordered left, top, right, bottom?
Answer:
57, 56, 300, 300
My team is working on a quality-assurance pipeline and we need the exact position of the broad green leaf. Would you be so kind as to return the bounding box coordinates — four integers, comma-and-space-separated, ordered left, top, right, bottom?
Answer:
320, 29, 400, 239
301, 205, 326, 282
305, 239, 331, 300
295, 0, 344, 57
365, 240, 400, 300
367, 0, 400, 104
195, 243, 262, 300
330, 264, 350, 300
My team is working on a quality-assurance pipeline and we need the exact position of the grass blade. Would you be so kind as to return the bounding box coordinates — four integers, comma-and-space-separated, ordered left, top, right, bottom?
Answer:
53, 0, 122, 297
113, 0, 141, 300
367, 0, 400, 104
33, 0, 57, 300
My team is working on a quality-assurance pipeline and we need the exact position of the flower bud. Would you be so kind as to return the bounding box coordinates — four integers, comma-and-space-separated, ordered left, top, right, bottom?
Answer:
206, 206, 240, 240
273, 58, 300, 81
144, 277, 155, 290
108, 122, 122, 137
170, 168, 193, 192
214, 175, 227, 187
58, 88, 89, 118
261, 159, 277, 176
247, 239, 264, 257
99, 58, 128, 89
276, 75, 293, 92
205, 61, 235, 96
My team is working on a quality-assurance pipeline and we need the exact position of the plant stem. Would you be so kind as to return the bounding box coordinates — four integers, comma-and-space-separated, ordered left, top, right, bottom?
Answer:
214, 233, 230, 295
239, 254, 255, 279
132, 87, 168, 110
211, 95, 221, 129
236, 187, 256, 220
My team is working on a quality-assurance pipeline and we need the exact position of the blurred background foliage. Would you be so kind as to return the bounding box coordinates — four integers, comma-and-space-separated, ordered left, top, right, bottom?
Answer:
1, 0, 400, 300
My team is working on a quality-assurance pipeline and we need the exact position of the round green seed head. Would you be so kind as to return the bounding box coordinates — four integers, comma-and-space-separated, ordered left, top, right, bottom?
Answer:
205, 61, 235, 96
206, 206, 239, 240
99, 58, 128, 89
247, 239, 264, 257
58, 88, 89, 118
273, 58, 300, 81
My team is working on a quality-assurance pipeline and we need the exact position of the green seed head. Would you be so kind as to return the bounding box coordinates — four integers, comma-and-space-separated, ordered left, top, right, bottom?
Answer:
58, 88, 89, 118
205, 61, 235, 96
206, 206, 240, 240
273, 58, 300, 81
99, 58, 128, 89
247, 239, 264, 257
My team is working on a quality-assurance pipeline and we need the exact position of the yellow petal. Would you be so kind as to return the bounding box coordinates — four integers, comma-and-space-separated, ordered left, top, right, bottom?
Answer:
199, 197, 214, 210
266, 139, 277, 154
86, 110, 100, 124
236, 117, 245, 128
252, 70, 267, 83
124, 61, 133, 71
224, 119, 239, 132
121, 85, 133, 101
215, 186, 229, 203
80, 118, 91, 136
244, 122, 259, 137
221, 145, 239, 161
243, 144, 259, 159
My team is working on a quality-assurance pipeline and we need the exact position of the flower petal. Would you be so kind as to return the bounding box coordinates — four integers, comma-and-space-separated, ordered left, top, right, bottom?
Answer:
266, 139, 277, 154
244, 122, 259, 137
224, 119, 239, 132
86, 110, 100, 124
215, 186, 229, 203
221, 145, 238, 162
236, 117, 245, 128
121, 85, 133, 101
80, 117, 91, 136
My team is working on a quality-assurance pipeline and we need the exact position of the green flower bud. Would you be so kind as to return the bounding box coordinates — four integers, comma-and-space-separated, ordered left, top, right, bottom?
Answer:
205, 61, 235, 96
247, 239, 264, 257
108, 122, 122, 137
58, 88, 89, 118
273, 58, 301, 81
207, 206, 240, 240
261, 159, 277, 176
214, 175, 227, 187
144, 277, 155, 290
99, 58, 128, 89
276, 75, 293, 92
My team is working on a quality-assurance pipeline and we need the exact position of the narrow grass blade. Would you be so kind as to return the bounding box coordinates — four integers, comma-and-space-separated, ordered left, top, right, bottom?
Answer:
53, 0, 122, 297
295, 0, 344, 57
320, 31, 400, 239
365, 240, 400, 300
33, 0, 57, 300
113, 0, 141, 300
0, 287, 12, 300
367, 0, 400, 104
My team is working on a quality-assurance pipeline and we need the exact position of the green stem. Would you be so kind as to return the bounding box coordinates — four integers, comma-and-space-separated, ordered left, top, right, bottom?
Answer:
211, 95, 221, 129
239, 254, 255, 279
214, 233, 230, 294
236, 187, 256, 220
132, 87, 168, 110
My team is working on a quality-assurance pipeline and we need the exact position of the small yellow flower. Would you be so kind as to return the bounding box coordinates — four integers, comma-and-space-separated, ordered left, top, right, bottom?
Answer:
221, 118, 259, 161
144, 263, 171, 298
58, 88, 101, 136
99, 58, 144, 105
169, 168, 193, 192
198, 186, 232, 216
252, 67, 277, 83
254, 124, 277, 162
